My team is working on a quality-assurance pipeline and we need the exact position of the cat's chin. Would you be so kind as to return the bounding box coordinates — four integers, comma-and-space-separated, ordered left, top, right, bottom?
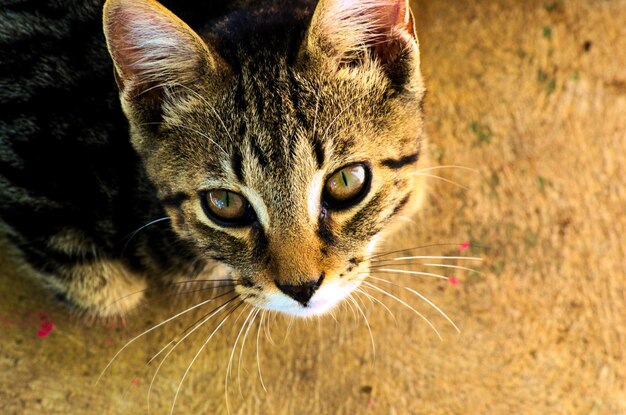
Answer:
258, 279, 362, 318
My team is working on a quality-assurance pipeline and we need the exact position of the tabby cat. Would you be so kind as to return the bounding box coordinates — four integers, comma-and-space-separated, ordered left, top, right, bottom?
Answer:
0, 0, 426, 317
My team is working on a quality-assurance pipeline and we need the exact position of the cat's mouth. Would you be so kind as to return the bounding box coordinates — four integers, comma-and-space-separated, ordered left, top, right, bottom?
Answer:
239, 277, 363, 318
229, 244, 377, 317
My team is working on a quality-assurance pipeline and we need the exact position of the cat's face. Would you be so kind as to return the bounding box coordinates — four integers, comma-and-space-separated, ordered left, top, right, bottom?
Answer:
104, 0, 425, 316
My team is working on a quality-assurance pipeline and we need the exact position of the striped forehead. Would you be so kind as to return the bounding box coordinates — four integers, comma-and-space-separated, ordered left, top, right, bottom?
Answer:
226, 125, 323, 227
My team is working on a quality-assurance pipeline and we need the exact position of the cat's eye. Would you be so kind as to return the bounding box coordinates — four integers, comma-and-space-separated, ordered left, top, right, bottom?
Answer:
201, 189, 255, 226
323, 163, 370, 209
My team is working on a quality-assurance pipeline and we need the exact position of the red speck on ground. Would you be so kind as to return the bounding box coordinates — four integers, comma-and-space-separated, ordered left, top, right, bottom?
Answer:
459, 241, 471, 252
367, 399, 374, 408
37, 320, 54, 338
131, 378, 140, 386
103, 338, 114, 346
449, 277, 459, 286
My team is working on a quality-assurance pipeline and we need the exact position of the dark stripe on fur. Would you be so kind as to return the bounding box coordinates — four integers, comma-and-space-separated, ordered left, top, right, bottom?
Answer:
341, 191, 386, 239
160, 192, 190, 207
312, 136, 325, 169
191, 219, 249, 261
250, 222, 268, 261
317, 215, 336, 246
250, 135, 269, 168
232, 149, 244, 182
387, 193, 411, 221
381, 152, 420, 169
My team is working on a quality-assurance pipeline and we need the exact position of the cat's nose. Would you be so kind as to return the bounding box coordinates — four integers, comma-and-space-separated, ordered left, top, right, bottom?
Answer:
276, 273, 325, 306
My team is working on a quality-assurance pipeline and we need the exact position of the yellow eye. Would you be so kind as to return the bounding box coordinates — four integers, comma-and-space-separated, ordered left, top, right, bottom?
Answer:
324, 163, 369, 207
202, 190, 252, 225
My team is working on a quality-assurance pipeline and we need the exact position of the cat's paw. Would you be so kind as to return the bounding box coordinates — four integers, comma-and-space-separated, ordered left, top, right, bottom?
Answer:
47, 260, 147, 318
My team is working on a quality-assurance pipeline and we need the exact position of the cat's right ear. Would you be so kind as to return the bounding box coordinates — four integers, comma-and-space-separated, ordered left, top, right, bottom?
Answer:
103, 0, 217, 104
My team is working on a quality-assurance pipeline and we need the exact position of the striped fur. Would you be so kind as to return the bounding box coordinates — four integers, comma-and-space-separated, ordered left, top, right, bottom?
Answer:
0, 0, 426, 317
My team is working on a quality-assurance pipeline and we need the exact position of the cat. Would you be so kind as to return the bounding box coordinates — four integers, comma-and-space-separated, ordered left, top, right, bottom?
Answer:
0, 0, 426, 318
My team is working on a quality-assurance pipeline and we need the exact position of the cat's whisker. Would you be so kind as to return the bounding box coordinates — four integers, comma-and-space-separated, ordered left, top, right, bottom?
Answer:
96, 290, 236, 385
160, 291, 238, 347
166, 283, 238, 297
225, 305, 254, 414
171, 124, 229, 157
413, 165, 479, 175
135, 80, 180, 98
325, 116, 370, 145
395, 215, 418, 225
173, 83, 235, 145
170, 299, 245, 415
238, 308, 261, 397
262, 309, 275, 345
354, 290, 373, 313
355, 287, 397, 323
320, 93, 368, 143
231, 300, 251, 327
284, 315, 295, 343
120, 217, 170, 254
362, 281, 442, 340
420, 263, 480, 273
373, 255, 483, 262
355, 287, 375, 308
365, 276, 460, 334
405, 287, 460, 333
118, 216, 169, 243
349, 294, 375, 360
166, 281, 237, 297
147, 296, 238, 410
366, 242, 477, 262
103, 278, 229, 312
344, 293, 358, 323
147, 292, 236, 365
370, 268, 449, 280
171, 278, 236, 284
328, 308, 339, 324
256, 311, 268, 393
368, 262, 480, 274
338, 301, 346, 321
116, 283, 236, 322
413, 172, 469, 190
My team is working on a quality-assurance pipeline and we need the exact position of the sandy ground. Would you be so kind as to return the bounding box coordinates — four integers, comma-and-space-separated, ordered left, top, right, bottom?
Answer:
1, 0, 625, 414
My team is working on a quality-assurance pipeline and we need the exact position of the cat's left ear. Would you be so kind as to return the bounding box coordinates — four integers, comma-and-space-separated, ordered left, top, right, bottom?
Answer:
303, 0, 420, 88
103, 0, 219, 105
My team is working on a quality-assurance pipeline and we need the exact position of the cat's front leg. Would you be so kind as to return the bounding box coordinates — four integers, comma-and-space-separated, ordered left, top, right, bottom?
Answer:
45, 259, 148, 318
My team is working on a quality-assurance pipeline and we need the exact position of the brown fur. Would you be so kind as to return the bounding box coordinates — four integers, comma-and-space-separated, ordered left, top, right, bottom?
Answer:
2, 0, 624, 414
100, 0, 426, 316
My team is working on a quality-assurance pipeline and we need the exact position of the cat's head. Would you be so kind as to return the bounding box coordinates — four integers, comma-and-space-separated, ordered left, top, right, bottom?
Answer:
103, 0, 426, 317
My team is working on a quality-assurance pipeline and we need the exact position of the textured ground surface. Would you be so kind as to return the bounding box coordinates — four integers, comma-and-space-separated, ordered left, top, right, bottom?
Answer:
1, 0, 625, 414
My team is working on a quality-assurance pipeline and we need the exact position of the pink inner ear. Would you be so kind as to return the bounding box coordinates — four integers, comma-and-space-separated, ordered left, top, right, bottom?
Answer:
338, 0, 413, 32
369, 1, 417, 67
105, 6, 140, 83
104, 2, 168, 87
311, 0, 417, 65
103, 0, 208, 92
380, 1, 409, 31
374, 1, 416, 40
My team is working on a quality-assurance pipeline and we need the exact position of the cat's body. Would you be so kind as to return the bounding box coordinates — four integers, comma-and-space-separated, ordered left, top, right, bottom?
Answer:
0, 0, 426, 317
0, 0, 230, 313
